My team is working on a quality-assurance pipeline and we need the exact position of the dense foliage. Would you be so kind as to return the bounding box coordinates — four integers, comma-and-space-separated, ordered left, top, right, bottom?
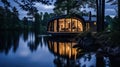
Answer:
53, 0, 96, 15
0, 0, 120, 34
0, 6, 22, 30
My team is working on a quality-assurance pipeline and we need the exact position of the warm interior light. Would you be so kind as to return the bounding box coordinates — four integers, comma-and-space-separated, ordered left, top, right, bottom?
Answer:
48, 41, 83, 59
48, 18, 83, 32
94, 22, 96, 25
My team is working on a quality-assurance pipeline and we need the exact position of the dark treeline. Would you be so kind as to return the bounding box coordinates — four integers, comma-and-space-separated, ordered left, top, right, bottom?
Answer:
0, 6, 21, 30
0, 0, 120, 34
32, 12, 55, 34
0, 0, 54, 34
0, 5, 56, 34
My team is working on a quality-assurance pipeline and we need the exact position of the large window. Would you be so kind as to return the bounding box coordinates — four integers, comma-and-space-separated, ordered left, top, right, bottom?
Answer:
65, 19, 71, 32
59, 19, 64, 32
78, 21, 83, 32
71, 19, 77, 32
48, 21, 54, 32
54, 20, 57, 32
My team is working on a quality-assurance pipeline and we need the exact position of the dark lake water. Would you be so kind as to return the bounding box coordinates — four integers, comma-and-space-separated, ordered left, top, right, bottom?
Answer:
0, 31, 119, 67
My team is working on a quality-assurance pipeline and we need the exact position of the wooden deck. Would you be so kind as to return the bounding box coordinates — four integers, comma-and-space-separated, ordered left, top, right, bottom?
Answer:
47, 31, 82, 37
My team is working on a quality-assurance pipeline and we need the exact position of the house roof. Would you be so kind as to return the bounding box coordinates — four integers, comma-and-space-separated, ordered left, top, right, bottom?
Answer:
48, 14, 86, 23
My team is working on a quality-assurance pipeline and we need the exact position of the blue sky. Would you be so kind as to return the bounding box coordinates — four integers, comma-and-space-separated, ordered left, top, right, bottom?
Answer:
0, 0, 117, 19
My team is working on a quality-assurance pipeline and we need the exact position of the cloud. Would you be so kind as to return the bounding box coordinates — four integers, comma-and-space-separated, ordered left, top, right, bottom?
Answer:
81, 3, 117, 16
34, 3, 54, 13
44, 5, 54, 9
19, 11, 28, 19
17, 3, 54, 19
105, 3, 117, 16
105, 3, 117, 9
105, 9, 117, 15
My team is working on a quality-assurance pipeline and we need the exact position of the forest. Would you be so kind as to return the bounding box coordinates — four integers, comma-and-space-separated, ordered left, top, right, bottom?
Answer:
0, 0, 120, 33
0, 0, 120, 66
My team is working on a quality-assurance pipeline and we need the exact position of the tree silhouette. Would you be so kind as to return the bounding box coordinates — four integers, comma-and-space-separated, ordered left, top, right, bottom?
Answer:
13, 0, 52, 16
54, 0, 83, 15
96, 0, 105, 32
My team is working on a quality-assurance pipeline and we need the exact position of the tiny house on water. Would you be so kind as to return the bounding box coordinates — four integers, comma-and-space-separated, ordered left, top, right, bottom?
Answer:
47, 15, 96, 36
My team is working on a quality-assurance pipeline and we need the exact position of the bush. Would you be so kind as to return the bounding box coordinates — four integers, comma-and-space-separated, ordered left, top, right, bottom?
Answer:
109, 31, 120, 45
111, 18, 120, 31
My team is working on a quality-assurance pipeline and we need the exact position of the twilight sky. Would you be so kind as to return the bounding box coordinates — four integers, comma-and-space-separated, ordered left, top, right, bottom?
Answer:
0, 0, 117, 19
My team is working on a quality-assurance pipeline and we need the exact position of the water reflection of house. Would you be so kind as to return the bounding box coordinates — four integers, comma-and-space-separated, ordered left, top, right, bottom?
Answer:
47, 15, 97, 36
47, 38, 84, 67
47, 39, 83, 60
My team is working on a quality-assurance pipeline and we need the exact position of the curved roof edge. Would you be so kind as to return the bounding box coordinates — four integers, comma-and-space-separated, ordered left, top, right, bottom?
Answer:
48, 14, 86, 23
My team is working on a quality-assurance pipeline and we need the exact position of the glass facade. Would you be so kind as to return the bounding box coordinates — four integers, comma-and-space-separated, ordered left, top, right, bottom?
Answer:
48, 18, 83, 32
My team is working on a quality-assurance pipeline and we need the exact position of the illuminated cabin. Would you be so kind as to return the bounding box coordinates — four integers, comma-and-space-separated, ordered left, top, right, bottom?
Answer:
47, 15, 86, 36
